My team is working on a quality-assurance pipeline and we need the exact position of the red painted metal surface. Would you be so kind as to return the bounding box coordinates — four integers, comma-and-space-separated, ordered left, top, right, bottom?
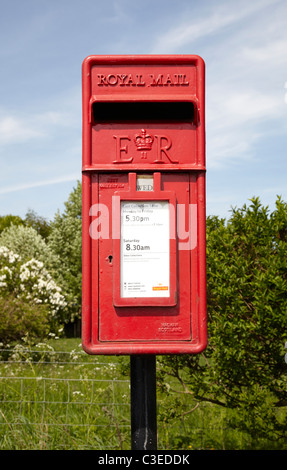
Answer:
82, 55, 207, 355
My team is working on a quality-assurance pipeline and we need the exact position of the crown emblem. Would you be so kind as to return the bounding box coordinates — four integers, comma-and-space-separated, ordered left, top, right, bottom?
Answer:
134, 129, 154, 151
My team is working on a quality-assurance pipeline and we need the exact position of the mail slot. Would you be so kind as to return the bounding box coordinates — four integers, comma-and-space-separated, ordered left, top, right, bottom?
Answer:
81, 55, 207, 355
92, 101, 196, 122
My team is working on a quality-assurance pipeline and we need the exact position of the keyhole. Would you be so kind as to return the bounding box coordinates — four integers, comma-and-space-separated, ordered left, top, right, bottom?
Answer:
108, 255, 113, 264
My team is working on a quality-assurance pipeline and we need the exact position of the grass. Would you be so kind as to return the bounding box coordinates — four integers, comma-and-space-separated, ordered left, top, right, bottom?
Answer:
0, 338, 286, 450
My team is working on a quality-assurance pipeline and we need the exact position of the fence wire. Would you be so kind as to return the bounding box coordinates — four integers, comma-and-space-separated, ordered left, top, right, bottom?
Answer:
0, 347, 132, 450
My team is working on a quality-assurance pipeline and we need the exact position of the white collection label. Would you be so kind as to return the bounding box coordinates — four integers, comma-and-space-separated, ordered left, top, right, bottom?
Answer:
120, 201, 170, 298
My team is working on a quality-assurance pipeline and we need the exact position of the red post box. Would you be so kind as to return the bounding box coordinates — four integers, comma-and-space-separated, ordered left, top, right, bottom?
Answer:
81, 55, 207, 355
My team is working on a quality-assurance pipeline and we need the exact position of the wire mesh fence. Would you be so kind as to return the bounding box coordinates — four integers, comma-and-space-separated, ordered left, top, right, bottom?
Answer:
0, 345, 273, 450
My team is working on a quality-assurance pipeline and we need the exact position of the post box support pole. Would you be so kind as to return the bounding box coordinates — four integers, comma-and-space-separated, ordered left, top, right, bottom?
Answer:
130, 354, 157, 450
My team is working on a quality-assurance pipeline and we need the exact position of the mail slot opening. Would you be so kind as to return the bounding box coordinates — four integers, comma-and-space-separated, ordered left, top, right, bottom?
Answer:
92, 101, 196, 123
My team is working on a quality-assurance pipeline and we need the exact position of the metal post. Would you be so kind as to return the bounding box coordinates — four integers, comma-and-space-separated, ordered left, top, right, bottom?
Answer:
130, 355, 157, 450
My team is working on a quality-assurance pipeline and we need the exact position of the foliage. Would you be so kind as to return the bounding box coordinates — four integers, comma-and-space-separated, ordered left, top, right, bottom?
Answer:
48, 181, 82, 322
159, 197, 287, 446
0, 246, 66, 335
0, 184, 81, 326
0, 294, 49, 344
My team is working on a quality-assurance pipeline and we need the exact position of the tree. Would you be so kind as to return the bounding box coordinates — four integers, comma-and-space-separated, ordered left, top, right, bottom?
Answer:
24, 209, 52, 240
48, 181, 82, 324
0, 214, 24, 234
158, 197, 287, 446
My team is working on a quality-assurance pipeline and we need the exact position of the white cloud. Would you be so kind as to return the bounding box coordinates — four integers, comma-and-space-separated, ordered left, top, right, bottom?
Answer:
206, 84, 285, 168
151, 0, 279, 54
0, 174, 79, 195
0, 116, 43, 143
0, 110, 77, 145
241, 39, 287, 66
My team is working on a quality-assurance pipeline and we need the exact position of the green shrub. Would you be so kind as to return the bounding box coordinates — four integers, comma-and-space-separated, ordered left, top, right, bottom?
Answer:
159, 197, 287, 446
0, 294, 49, 344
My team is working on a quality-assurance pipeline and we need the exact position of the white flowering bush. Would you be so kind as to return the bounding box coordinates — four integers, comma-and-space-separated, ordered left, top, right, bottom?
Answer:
19, 259, 67, 316
0, 245, 67, 328
0, 246, 20, 290
0, 224, 59, 277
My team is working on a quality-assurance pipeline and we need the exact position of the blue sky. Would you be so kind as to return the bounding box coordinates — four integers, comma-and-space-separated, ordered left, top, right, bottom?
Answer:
0, 0, 286, 221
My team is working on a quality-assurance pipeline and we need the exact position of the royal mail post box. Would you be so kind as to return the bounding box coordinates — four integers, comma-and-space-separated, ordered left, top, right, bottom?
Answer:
81, 55, 207, 355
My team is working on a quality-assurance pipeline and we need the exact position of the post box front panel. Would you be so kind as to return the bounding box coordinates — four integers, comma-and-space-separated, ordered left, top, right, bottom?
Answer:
94, 172, 191, 342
